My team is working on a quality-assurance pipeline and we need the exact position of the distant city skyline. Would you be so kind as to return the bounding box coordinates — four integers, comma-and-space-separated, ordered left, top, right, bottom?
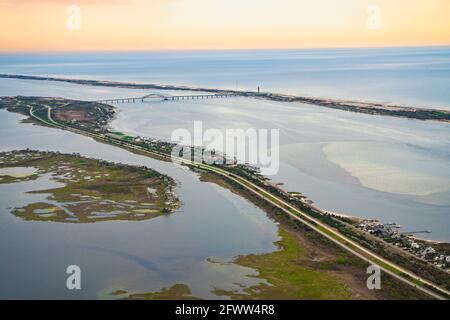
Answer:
1, 0, 449, 52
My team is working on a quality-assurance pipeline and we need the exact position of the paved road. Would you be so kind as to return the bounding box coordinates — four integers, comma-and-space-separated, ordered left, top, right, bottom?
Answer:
29, 105, 449, 300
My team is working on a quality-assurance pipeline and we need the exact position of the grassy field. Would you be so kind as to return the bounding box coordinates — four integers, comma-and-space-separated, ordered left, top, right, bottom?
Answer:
213, 228, 352, 299
197, 170, 430, 300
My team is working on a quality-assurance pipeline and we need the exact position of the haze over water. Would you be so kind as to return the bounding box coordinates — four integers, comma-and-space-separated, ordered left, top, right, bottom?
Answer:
0, 46, 449, 242
1, 46, 450, 109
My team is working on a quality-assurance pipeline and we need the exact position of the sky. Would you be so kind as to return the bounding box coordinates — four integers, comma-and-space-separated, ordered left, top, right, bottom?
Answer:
0, 0, 449, 52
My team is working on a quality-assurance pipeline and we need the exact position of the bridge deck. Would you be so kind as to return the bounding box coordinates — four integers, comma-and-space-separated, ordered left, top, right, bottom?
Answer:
97, 93, 239, 104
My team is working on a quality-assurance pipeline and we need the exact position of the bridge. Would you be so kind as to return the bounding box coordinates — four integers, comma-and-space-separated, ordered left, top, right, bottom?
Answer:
97, 93, 240, 104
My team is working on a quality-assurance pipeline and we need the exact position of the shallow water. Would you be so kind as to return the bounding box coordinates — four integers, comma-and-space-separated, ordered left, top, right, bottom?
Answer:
0, 110, 279, 299
0, 167, 38, 178
0, 48, 448, 300
1, 75, 449, 241
109, 97, 450, 241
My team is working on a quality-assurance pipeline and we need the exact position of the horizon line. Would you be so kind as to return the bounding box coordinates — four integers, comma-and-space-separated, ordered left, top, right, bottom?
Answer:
2, 44, 450, 55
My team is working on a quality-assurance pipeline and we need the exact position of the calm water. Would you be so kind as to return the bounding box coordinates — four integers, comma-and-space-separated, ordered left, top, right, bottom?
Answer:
0, 47, 449, 299
1, 75, 449, 240
0, 110, 279, 299
1, 46, 450, 109
109, 97, 450, 241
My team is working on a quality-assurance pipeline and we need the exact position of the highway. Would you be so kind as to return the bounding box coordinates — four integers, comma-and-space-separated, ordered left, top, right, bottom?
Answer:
96, 93, 240, 104
29, 105, 449, 300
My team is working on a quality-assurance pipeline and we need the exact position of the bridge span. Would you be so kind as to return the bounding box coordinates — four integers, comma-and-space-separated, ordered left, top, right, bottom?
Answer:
97, 93, 240, 104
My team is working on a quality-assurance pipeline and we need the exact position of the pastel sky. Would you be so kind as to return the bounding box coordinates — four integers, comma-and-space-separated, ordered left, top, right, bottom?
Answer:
1, 0, 449, 51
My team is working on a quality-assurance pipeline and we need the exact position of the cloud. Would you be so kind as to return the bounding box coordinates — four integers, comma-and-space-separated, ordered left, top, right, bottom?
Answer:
0, 0, 173, 8
0, 0, 156, 4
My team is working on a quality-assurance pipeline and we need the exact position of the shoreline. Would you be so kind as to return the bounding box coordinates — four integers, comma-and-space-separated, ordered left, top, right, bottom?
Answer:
1, 95, 448, 244
1, 73, 449, 122
1, 95, 449, 299
0, 149, 180, 223
326, 210, 446, 245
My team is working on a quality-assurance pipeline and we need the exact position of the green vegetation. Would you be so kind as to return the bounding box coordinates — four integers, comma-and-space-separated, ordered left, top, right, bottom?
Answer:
0, 96, 115, 133
215, 164, 450, 296
128, 284, 200, 300
0, 173, 39, 184
213, 228, 352, 300
336, 255, 349, 265
1, 75, 449, 122
200, 170, 432, 300
1, 96, 444, 299
1, 150, 179, 223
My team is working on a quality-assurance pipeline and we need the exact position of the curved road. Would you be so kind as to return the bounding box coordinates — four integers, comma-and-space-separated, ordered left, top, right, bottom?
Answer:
29, 105, 449, 300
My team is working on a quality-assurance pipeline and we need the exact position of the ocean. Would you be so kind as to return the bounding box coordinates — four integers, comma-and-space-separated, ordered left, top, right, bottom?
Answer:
0, 46, 449, 241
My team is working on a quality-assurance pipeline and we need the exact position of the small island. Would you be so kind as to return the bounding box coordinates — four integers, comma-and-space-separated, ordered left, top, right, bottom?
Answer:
1, 96, 448, 299
0, 150, 179, 223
